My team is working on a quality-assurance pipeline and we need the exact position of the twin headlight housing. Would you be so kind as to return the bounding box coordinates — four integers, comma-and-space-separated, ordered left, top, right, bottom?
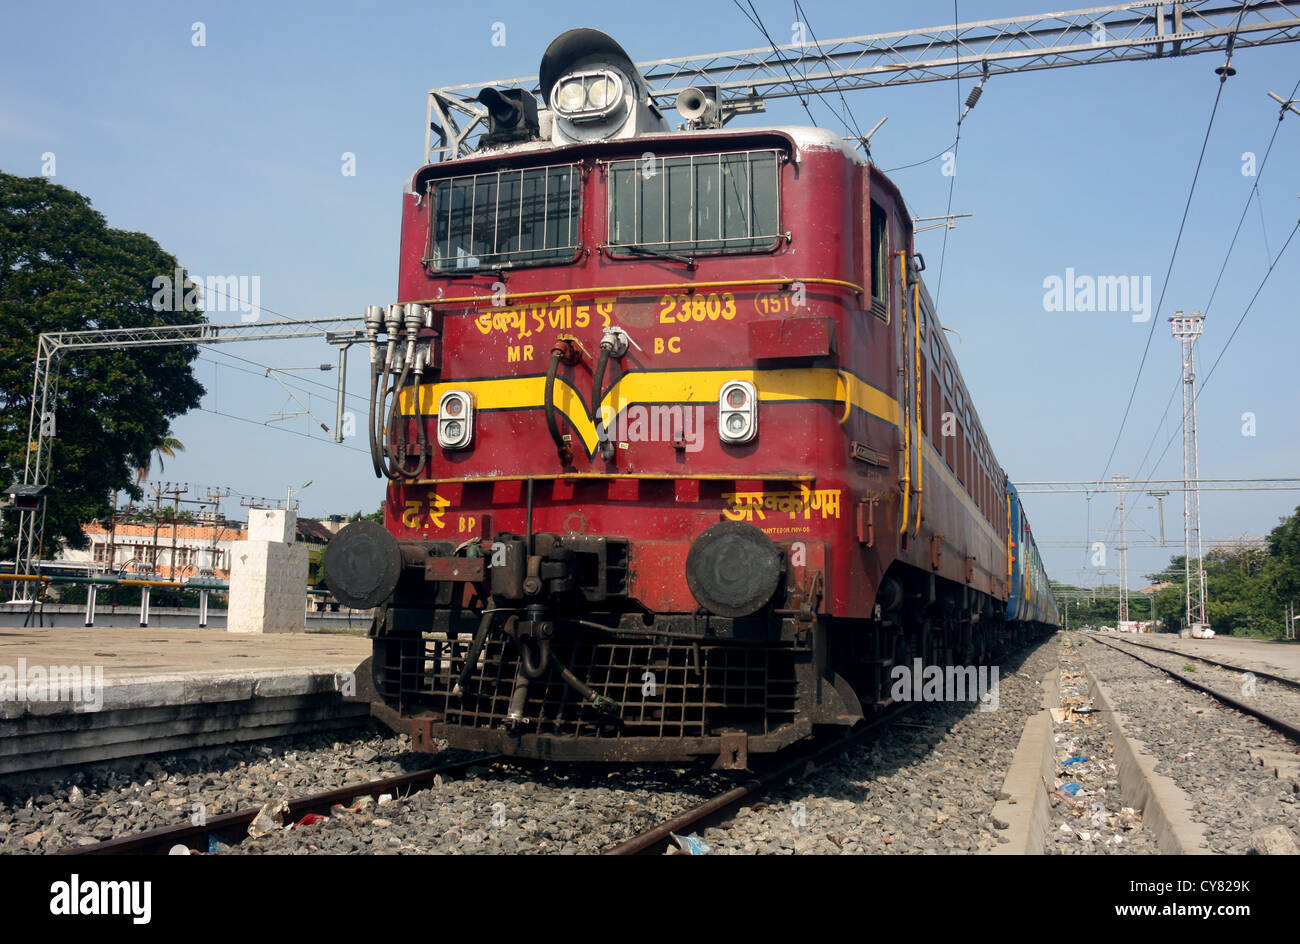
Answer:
437, 390, 475, 450
718, 380, 758, 444
549, 69, 626, 122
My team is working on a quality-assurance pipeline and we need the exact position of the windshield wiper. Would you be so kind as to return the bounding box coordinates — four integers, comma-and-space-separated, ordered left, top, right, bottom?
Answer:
619, 244, 696, 269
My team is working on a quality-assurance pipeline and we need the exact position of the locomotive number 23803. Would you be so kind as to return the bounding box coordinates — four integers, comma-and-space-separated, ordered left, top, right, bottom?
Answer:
658, 293, 738, 324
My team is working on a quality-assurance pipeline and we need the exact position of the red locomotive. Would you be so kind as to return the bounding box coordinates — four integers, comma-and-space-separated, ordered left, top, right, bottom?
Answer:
323, 29, 1059, 767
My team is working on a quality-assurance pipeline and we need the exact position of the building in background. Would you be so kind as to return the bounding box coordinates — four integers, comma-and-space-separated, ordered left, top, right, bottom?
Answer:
62, 516, 249, 579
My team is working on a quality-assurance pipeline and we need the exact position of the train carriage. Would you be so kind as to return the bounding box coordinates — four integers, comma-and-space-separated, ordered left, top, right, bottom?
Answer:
323, 29, 1059, 767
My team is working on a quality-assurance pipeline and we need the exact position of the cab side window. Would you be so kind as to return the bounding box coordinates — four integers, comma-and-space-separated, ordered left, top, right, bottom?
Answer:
870, 201, 889, 321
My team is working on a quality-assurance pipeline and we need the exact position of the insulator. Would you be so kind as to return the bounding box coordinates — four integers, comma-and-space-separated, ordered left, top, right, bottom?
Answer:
964, 85, 983, 110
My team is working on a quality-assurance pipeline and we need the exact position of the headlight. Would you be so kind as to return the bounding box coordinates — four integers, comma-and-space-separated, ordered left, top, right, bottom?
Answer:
437, 390, 474, 449
554, 80, 586, 113
586, 75, 617, 109
718, 380, 757, 444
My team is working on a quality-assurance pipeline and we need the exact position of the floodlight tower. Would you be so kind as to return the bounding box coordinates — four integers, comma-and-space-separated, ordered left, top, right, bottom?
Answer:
1170, 311, 1209, 637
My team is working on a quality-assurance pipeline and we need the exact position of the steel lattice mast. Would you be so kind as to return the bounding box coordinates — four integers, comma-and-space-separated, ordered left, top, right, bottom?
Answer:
10, 317, 364, 595
1170, 311, 1209, 634
426, 0, 1300, 160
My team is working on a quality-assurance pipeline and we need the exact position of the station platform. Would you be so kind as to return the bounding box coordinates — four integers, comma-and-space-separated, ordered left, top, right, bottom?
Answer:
1102, 632, 1300, 684
0, 626, 372, 777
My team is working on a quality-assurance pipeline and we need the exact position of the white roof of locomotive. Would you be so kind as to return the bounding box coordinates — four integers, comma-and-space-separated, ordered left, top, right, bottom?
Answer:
407, 123, 864, 192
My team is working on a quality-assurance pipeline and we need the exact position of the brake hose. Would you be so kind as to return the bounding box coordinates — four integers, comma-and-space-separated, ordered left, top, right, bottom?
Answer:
452, 608, 499, 697
544, 346, 572, 465
552, 653, 620, 716
368, 355, 384, 478
407, 354, 429, 480
383, 359, 413, 480
591, 346, 613, 460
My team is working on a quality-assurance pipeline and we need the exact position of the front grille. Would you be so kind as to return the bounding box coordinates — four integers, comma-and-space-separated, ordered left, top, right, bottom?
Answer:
376, 632, 800, 740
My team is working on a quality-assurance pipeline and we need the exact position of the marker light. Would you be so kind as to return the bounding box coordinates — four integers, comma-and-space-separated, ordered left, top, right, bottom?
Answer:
437, 391, 475, 449
718, 380, 757, 444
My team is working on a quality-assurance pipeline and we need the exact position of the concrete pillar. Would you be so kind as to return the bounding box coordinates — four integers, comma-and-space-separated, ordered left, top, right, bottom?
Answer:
227, 509, 308, 634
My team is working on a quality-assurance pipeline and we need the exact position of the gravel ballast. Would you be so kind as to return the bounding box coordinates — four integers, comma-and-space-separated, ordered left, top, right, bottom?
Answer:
0, 727, 454, 854
230, 763, 732, 855
691, 633, 1061, 854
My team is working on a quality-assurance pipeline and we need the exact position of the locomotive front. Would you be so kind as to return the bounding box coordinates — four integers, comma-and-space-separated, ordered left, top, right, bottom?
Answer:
323, 30, 873, 768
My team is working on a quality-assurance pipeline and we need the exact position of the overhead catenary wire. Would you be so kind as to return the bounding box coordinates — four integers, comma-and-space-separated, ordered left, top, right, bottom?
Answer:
1200, 77, 1299, 319
159, 270, 362, 329
200, 355, 337, 410
1131, 374, 1183, 484
196, 406, 370, 455
882, 138, 959, 174
791, 0, 866, 142
1144, 217, 1300, 477
933, 0, 963, 307
1096, 2, 1249, 484
199, 348, 368, 408
732, 0, 821, 129
1136, 76, 1300, 482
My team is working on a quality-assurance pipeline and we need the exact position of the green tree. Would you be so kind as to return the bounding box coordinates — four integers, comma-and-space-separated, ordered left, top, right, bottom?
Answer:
0, 173, 205, 556
1264, 503, 1300, 607
1148, 534, 1291, 638
135, 429, 185, 483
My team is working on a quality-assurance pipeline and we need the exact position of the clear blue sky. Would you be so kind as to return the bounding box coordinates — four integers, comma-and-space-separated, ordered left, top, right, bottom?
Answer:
2, 0, 1297, 591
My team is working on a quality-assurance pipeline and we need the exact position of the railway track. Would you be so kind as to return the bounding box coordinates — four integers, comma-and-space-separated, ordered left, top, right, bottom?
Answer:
63, 640, 1048, 856
606, 708, 908, 855
1098, 635, 1300, 693
62, 755, 502, 855
1090, 635, 1300, 743
65, 713, 911, 856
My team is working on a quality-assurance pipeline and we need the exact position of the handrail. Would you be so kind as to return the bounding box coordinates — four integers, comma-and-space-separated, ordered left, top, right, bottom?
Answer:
0, 573, 225, 590
412, 276, 863, 309
896, 251, 910, 535
912, 278, 923, 537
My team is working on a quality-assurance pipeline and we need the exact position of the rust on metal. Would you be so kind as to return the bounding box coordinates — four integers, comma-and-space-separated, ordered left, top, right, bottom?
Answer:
425, 557, 486, 582
714, 732, 749, 770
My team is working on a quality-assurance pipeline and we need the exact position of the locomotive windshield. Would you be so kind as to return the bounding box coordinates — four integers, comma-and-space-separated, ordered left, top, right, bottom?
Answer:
425, 161, 582, 272
606, 148, 781, 257
423, 148, 781, 272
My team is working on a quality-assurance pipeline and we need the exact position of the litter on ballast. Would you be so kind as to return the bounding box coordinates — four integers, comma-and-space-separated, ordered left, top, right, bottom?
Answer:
669, 833, 711, 855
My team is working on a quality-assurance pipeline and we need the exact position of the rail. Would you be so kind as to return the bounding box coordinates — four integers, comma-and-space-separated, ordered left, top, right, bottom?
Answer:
63, 756, 502, 855
1091, 635, 1300, 743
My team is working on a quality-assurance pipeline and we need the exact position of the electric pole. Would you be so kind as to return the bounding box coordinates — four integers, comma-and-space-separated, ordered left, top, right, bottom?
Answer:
1171, 311, 1209, 637
1115, 474, 1129, 627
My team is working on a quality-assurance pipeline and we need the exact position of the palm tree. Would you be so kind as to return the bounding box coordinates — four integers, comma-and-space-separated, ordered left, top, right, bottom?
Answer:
135, 431, 185, 483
